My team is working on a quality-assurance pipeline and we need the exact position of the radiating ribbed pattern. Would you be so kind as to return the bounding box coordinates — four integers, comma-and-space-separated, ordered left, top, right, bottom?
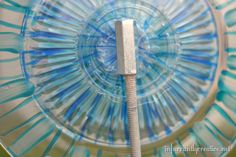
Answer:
0, 0, 236, 157
21, 0, 219, 145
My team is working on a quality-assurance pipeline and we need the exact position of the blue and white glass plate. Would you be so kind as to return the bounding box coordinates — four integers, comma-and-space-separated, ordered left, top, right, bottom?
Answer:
0, 0, 235, 156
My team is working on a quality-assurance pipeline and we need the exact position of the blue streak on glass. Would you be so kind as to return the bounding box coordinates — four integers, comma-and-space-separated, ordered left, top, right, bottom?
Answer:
0, 97, 33, 119
213, 105, 236, 126
47, 77, 85, 104
1, 112, 42, 137
64, 88, 91, 121
142, 102, 156, 139
176, 20, 213, 34
121, 100, 129, 144
205, 118, 232, 141
0, 79, 35, 104
79, 97, 102, 140
42, 129, 62, 157
107, 104, 116, 144
225, 7, 236, 27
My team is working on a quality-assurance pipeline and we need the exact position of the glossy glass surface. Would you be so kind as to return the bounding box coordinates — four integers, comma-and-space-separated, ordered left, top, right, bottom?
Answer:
23, 0, 219, 144
0, 0, 235, 157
